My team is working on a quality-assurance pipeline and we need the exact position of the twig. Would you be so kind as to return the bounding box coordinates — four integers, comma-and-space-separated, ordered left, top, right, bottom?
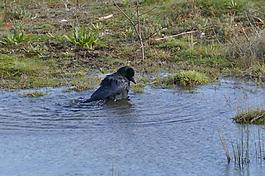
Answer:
136, 0, 144, 60
155, 30, 197, 41
113, 0, 145, 60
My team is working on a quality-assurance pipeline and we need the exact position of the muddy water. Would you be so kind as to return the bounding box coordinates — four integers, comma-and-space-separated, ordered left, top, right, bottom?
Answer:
0, 79, 265, 176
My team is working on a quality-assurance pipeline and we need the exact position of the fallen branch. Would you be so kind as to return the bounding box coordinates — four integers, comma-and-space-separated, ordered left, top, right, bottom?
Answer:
155, 30, 197, 41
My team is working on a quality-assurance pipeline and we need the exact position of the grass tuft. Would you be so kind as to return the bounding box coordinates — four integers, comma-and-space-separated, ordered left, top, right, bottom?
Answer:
156, 70, 209, 88
234, 109, 265, 124
0, 29, 27, 45
64, 27, 100, 49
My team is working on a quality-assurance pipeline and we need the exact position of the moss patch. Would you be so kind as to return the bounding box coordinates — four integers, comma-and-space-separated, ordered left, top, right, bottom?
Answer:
234, 109, 265, 125
156, 70, 210, 88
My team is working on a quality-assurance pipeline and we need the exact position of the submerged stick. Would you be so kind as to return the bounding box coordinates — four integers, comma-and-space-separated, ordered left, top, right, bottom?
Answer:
218, 130, 231, 163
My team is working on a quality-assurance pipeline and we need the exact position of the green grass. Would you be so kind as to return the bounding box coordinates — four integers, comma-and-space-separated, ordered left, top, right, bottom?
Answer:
0, 54, 63, 88
234, 109, 265, 124
0, 54, 48, 77
155, 70, 210, 88
0, 54, 103, 90
0, 0, 264, 89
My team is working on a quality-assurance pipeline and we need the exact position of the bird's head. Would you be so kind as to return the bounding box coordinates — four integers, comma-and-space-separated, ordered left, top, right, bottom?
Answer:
117, 66, 136, 84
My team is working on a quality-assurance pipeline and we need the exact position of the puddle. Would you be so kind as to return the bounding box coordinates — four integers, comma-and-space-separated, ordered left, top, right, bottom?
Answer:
0, 79, 264, 176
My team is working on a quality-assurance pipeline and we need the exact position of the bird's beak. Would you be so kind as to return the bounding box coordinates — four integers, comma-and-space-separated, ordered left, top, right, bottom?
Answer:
130, 77, 136, 84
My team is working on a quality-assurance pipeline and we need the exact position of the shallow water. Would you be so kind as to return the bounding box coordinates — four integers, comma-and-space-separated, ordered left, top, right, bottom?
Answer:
0, 79, 265, 176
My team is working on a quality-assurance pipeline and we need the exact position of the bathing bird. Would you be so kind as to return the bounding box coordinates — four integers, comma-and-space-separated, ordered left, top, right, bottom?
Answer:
84, 66, 136, 102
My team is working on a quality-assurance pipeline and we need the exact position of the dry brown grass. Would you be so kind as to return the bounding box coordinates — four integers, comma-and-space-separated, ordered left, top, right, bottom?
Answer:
227, 30, 265, 62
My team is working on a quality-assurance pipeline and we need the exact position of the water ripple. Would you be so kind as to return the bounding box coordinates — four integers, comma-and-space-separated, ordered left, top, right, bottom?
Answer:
1, 79, 265, 131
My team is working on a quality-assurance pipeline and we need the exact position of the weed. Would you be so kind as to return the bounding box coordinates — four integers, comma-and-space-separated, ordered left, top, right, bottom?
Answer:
0, 29, 27, 45
64, 27, 100, 49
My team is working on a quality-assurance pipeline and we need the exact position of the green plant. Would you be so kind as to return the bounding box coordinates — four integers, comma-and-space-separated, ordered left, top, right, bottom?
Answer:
64, 27, 100, 49
0, 29, 27, 45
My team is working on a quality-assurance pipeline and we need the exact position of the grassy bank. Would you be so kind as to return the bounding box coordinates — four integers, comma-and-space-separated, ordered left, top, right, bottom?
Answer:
0, 0, 265, 90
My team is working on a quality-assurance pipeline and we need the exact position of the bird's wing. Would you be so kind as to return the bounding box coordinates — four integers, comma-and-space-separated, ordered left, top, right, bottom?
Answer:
89, 74, 128, 101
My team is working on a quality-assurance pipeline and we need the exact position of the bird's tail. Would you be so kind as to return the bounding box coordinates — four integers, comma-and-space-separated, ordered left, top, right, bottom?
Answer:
83, 98, 93, 103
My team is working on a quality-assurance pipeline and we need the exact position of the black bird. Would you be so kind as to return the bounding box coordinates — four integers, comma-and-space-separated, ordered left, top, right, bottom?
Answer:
84, 66, 136, 102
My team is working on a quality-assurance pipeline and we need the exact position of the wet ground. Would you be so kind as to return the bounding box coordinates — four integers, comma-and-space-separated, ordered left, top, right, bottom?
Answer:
0, 79, 265, 176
